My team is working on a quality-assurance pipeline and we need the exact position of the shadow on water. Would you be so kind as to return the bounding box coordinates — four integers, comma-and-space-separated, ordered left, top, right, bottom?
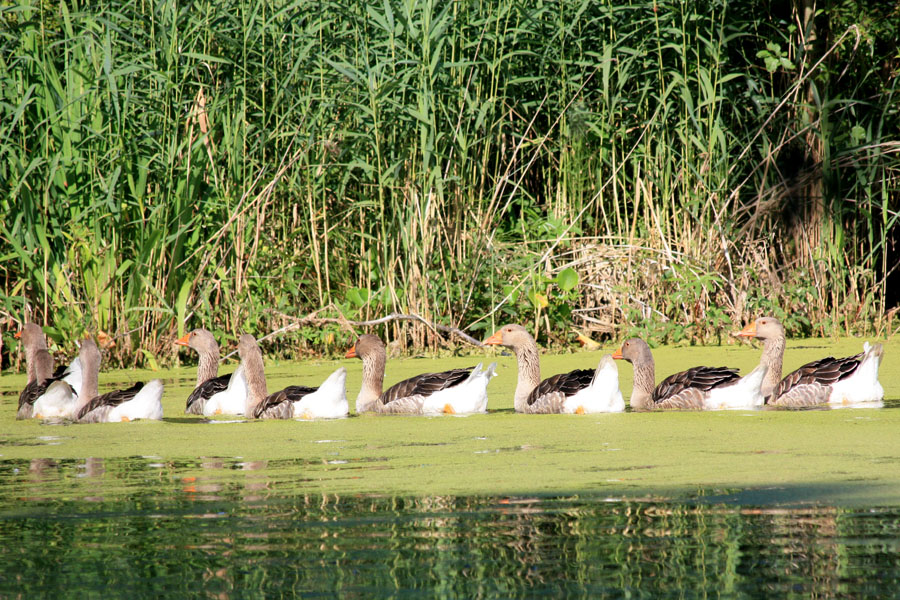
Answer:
162, 417, 215, 424
0, 456, 899, 598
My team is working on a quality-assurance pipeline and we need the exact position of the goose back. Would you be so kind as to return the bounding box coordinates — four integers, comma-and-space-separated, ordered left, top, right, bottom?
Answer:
77, 382, 145, 422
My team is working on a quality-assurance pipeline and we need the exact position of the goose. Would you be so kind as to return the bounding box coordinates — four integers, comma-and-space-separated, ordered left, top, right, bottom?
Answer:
736, 316, 884, 408
31, 358, 83, 419
14, 323, 56, 419
16, 324, 84, 420
202, 364, 249, 416
175, 329, 232, 414
74, 339, 164, 423
483, 324, 623, 414
238, 334, 348, 419
612, 337, 767, 411
346, 334, 496, 415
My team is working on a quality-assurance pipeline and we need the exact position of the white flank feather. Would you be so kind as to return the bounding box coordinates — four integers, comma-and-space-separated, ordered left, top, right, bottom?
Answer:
107, 379, 164, 422
703, 364, 767, 410
203, 364, 248, 416
562, 354, 625, 414
420, 362, 497, 416
292, 367, 349, 419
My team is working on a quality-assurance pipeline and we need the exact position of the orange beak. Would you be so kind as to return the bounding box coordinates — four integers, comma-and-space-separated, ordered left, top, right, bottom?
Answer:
736, 322, 757, 337
175, 332, 191, 346
483, 331, 504, 346
345, 346, 358, 359
611, 347, 624, 360
13, 331, 22, 339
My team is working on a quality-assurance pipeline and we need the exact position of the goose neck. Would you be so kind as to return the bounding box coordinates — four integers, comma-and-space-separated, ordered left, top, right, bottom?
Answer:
242, 350, 269, 413
357, 350, 386, 413
760, 335, 785, 399
32, 349, 54, 384
630, 359, 656, 411
78, 357, 101, 412
24, 346, 38, 383
513, 341, 541, 412
197, 349, 219, 385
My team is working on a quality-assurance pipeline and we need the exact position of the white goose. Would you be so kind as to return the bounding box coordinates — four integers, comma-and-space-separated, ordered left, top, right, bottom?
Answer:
736, 316, 884, 408
202, 364, 249, 416
483, 324, 623, 414
347, 334, 496, 415
74, 339, 164, 423
239, 334, 349, 420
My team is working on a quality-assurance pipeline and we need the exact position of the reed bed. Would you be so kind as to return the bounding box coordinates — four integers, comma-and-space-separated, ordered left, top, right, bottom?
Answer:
1, 0, 897, 367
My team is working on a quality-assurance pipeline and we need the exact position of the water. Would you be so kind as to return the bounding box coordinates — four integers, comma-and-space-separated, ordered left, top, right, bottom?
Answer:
3, 339, 900, 596
2, 456, 899, 598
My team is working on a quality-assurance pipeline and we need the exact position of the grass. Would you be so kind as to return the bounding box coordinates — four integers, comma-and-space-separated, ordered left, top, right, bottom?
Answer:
1, 337, 899, 504
1, 0, 898, 368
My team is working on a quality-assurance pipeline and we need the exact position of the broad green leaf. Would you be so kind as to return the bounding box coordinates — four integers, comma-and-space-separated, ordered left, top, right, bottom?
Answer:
557, 268, 579, 292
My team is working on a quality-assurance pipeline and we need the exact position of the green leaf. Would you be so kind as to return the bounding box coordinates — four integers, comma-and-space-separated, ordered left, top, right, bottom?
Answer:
175, 278, 192, 337
346, 288, 370, 309
527, 290, 548, 309
557, 268, 579, 292
501, 284, 520, 303
140, 349, 160, 371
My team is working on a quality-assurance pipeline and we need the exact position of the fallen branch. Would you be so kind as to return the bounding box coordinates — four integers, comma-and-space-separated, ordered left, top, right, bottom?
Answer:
220, 306, 485, 360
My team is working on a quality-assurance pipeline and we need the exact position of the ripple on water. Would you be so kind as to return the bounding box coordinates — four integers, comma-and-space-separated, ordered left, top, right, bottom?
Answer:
0, 456, 898, 597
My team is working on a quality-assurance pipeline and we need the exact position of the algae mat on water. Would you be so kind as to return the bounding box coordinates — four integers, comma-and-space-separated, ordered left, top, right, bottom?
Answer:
1, 338, 898, 505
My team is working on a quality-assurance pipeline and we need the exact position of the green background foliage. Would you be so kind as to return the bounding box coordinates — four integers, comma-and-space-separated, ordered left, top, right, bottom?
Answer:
2, 0, 898, 365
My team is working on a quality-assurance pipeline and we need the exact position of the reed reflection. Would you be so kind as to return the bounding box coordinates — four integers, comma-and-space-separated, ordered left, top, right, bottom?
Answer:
0, 458, 898, 597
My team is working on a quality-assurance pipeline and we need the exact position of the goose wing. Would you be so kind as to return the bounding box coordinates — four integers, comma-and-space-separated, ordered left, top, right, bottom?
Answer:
77, 382, 145, 421
19, 364, 68, 409
18, 379, 47, 416
17, 381, 43, 419
254, 385, 319, 419
18, 364, 72, 419
652, 366, 740, 404
523, 369, 595, 413
185, 373, 231, 414
380, 368, 473, 407
771, 353, 863, 404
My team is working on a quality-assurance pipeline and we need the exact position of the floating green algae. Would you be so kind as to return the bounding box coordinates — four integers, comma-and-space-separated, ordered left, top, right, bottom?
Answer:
1, 338, 898, 505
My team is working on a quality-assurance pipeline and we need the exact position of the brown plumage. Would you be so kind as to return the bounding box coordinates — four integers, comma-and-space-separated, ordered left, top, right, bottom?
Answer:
77, 382, 145, 422
769, 353, 863, 407
381, 369, 473, 406
652, 366, 741, 403
15, 323, 56, 419
614, 338, 743, 411
175, 329, 231, 415
18, 363, 68, 419
253, 385, 319, 419
347, 334, 485, 415
525, 369, 595, 410
184, 375, 231, 414
736, 316, 883, 407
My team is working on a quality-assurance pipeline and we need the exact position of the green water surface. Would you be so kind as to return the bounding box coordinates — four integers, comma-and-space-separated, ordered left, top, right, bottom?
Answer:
2, 338, 900, 597
2, 337, 898, 505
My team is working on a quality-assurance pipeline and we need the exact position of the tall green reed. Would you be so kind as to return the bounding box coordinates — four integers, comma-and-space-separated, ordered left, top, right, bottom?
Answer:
0, 0, 896, 367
